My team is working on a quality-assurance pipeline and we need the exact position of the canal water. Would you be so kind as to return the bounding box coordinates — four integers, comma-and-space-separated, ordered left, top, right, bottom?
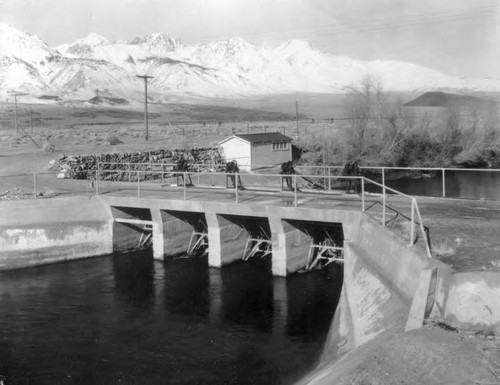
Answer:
371, 171, 500, 200
0, 250, 343, 385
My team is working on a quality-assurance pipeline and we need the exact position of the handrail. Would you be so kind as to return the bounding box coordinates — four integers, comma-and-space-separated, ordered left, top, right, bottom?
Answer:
1, 168, 431, 258
361, 166, 500, 172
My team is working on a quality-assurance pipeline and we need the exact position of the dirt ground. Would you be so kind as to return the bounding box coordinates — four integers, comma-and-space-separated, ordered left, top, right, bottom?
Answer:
303, 326, 500, 385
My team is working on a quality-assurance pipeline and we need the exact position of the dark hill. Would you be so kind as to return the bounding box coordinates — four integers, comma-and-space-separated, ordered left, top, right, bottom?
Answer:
405, 92, 485, 107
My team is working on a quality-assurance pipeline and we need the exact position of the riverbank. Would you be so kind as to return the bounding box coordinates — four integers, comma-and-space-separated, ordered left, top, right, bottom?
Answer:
302, 325, 500, 385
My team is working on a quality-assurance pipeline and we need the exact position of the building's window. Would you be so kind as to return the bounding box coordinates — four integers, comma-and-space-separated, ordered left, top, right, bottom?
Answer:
272, 141, 288, 151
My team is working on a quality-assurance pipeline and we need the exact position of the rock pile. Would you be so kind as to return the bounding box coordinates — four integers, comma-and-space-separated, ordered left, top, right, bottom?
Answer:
49, 147, 224, 181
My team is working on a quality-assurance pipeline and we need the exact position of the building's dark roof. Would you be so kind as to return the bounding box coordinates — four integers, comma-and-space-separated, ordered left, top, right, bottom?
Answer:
233, 132, 292, 143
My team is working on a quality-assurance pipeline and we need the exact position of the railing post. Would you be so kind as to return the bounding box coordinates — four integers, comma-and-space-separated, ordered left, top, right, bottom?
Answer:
235, 173, 238, 203
381, 167, 385, 191
197, 164, 200, 185
137, 171, 140, 197
442, 168, 446, 197
33, 172, 37, 199
361, 177, 365, 211
128, 163, 131, 183
328, 167, 331, 191
294, 174, 297, 207
382, 176, 386, 227
410, 199, 415, 245
183, 172, 187, 201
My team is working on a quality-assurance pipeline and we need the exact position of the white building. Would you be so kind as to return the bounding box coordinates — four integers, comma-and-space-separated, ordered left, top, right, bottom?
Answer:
218, 133, 292, 171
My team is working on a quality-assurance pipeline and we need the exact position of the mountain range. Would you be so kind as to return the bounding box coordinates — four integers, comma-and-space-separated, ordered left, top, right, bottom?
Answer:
1, 22, 499, 105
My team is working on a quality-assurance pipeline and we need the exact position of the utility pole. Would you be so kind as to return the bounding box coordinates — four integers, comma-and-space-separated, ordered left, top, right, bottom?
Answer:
29, 104, 33, 135
136, 75, 154, 141
8, 92, 28, 135
14, 94, 18, 135
295, 101, 299, 135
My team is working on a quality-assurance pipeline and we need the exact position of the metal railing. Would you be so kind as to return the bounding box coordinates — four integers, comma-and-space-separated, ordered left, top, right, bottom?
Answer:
361, 166, 500, 198
289, 165, 500, 199
1, 167, 432, 258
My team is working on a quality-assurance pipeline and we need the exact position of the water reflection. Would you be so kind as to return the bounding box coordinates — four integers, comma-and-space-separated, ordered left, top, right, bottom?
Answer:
112, 250, 155, 310
219, 259, 274, 333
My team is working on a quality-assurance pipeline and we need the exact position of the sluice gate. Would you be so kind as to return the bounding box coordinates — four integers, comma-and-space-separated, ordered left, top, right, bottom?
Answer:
214, 214, 272, 266
111, 206, 153, 253
161, 210, 207, 257
282, 220, 344, 272
102, 196, 356, 277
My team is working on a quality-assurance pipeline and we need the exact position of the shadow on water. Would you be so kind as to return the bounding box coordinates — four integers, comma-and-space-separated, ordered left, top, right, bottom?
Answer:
0, 251, 343, 385
163, 255, 210, 319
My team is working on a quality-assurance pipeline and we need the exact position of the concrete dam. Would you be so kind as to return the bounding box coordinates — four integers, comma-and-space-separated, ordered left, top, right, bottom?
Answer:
1, 192, 499, 383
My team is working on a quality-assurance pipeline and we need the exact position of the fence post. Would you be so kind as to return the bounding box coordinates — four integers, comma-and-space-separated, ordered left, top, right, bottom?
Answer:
381, 167, 385, 190
442, 168, 446, 197
137, 171, 140, 197
294, 174, 298, 207
128, 163, 131, 183
95, 168, 99, 195
328, 167, 331, 190
410, 199, 415, 245
33, 173, 37, 199
197, 164, 200, 185
183, 172, 187, 201
361, 177, 365, 211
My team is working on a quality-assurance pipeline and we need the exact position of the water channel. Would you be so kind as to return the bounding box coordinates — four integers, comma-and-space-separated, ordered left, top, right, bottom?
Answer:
371, 170, 500, 201
0, 250, 343, 385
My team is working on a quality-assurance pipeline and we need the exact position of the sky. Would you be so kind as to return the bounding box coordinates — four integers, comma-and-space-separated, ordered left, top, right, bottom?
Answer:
0, 0, 499, 79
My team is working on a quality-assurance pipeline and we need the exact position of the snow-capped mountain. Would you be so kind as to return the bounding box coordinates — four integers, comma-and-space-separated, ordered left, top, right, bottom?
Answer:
1, 22, 499, 104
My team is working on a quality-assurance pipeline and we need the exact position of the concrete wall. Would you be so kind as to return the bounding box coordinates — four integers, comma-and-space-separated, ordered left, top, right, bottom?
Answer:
320, 214, 441, 363
442, 271, 500, 333
0, 196, 113, 269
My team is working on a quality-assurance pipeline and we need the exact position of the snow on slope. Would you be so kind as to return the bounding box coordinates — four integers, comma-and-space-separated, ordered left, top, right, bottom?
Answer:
0, 23, 59, 63
46, 57, 145, 100
1, 22, 500, 103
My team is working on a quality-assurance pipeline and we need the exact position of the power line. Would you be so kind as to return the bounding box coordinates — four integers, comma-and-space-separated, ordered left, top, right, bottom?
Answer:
191, 5, 498, 44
